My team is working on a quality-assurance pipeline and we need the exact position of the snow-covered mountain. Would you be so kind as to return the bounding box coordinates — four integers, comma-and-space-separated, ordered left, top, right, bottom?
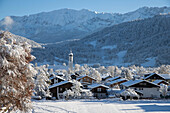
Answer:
32, 14, 170, 67
0, 6, 170, 43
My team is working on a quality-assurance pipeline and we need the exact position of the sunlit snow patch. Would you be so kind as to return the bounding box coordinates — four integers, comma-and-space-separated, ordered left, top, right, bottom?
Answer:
89, 40, 97, 47
141, 57, 156, 67
101, 45, 117, 49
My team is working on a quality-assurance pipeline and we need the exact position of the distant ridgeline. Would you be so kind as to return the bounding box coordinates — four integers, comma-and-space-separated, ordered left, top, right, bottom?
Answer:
32, 14, 170, 67
0, 7, 170, 43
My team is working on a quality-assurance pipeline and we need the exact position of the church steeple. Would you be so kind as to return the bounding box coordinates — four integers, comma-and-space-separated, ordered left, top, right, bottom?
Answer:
68, 50, 73, 71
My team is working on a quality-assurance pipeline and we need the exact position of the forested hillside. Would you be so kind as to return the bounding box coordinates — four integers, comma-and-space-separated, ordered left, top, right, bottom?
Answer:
32, 14, 170, 67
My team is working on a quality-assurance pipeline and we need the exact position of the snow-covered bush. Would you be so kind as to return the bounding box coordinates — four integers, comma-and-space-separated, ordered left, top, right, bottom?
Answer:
71, 80, 82, 98
31, 96, 42, 100
74, 64, 80, 72
90, 69, 101, 83
158, 65, 170, 74
34, 65, 51, 98
159, 84, 168, 98
63, 90, 74, 100
63, 63, 66, 66
121, 89, 139, 100
121, 69, 133, 80
0, 31, 36, 112
81, 90, 93, 99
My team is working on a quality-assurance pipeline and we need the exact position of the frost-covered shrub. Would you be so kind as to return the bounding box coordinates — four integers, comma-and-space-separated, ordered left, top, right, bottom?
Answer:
0, 31, 36, 112
71, 80, 82, 99
121, 89, 139, 100
34, 65, 51, 98
63, 90, 74, 100
159, 84, 168, 98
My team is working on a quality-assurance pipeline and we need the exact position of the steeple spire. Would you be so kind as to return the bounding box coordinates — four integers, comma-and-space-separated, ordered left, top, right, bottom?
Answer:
68, 50, 73, 72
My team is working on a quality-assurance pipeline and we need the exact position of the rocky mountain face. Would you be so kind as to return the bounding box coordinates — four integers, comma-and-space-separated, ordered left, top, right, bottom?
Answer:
32, 14, 170, 67
0, 6, 170, 43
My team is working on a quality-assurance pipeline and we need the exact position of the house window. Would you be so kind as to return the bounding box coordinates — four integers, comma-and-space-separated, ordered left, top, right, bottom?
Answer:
140, 83, 146, 85
139, 88, 143, 90
54, 79, 58, 83
60, 88, 62, 91
84, 78, 86, 81
97, 88, 101, 92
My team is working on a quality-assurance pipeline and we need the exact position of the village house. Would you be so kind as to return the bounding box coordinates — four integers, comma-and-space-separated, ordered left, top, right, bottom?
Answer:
143, 73, 165, 82
153, 80, 169, 85
105, 76, 122, 82
121, 80, 160, 98
77, 75, 96, 87
56, 72, 65, 77
88, 84, 109, 99
49, 81, 73, 99
101, 74, 112, 81
105, 78, 127, 88
49, 75, 65, 85
159, 74, 170, 84
71, 74, 78, 80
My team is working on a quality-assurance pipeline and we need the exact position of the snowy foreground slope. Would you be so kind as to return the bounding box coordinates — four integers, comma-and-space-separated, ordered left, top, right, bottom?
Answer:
32, 99, 170, 113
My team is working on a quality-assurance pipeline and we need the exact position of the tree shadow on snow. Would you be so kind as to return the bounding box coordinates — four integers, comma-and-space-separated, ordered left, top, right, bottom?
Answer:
122, 104, 170, 112
81, 99, 170, 106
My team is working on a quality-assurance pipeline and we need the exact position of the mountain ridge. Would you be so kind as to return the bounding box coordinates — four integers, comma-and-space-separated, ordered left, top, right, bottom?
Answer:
0, 6, 170, 43
31, 14, 170, 67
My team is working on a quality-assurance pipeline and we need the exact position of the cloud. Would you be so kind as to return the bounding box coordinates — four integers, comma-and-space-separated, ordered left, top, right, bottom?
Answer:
3, 16, 13, 26
2, 16, 14, 30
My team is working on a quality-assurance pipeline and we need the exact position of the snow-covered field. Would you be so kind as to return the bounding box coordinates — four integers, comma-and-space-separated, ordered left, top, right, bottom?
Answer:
32, 99, 170, 113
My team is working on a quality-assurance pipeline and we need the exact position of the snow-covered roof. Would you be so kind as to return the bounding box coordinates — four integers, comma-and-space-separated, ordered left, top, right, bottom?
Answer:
121, 80, 143, 87
88, 84, 109, 89
107, 88, 121, 94
153, 80, 168, 85
144, 73, 165, 80
106, 76, 121, 82
77, 75, 96, 81
49, 75, 65, 80
101, 74, 111, 79
159, 74, 170, 80
144, 73, 155, 79
81, 89, 91, 92
121, 80, 159, 87
57, 72, 64, 76
49, 81, 73, 89
153, 80, 164, 84
107, 79, 127, 85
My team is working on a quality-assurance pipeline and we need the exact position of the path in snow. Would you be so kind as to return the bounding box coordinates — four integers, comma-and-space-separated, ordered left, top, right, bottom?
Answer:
32, 99, 170, 113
